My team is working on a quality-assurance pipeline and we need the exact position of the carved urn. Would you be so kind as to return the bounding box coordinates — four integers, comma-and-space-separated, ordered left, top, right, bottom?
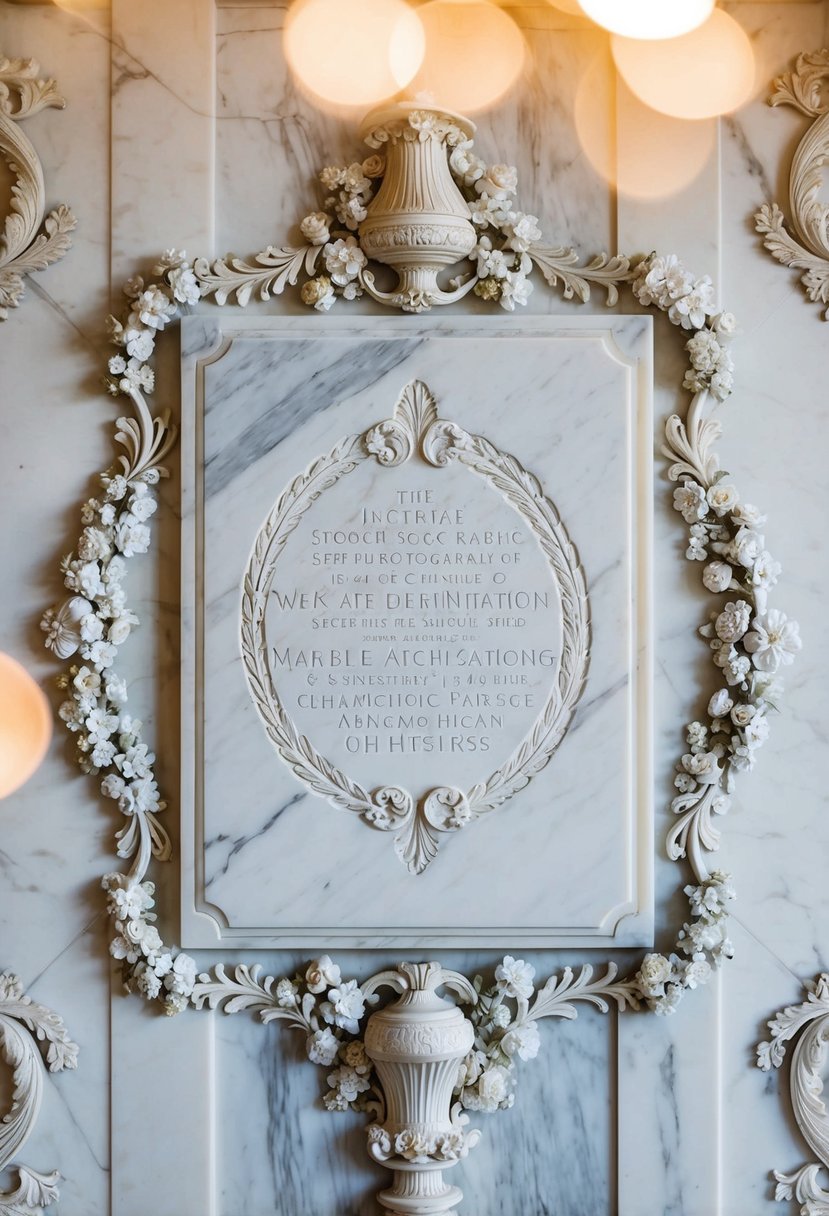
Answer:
358, 103, 478, 313
362, 962, 480, 1216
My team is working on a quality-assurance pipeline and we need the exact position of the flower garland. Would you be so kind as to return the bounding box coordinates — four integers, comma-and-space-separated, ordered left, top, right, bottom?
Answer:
40, 129, 799, 1118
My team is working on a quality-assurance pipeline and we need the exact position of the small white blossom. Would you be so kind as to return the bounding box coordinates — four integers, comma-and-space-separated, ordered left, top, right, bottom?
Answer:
673, 481, 707, 523
321, 979, 365, 1034
494, 955, 535, 1000
305, 955, 342, 994
744, 610, 802, 673
307, 1027, 340, 1067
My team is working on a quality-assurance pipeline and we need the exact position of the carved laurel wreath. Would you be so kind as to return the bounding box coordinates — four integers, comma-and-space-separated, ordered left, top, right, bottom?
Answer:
241, 379, 589, 874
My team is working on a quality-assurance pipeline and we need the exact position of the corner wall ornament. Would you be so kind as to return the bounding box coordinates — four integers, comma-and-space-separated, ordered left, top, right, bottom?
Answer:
0, 54, 76, 320
0, 974, 78, 1216
242, 379, 589, 874
755, 49, 829, 319
758, 976, 829, 1215
40, 105, 800, 1214
755, 51, 828, 1215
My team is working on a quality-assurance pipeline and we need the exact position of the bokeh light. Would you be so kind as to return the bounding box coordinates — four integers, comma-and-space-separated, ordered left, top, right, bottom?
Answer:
574, 51, 716, 199
0, 653, 51, 801
405, 1, 526, 116
284, 0, 425, 109
580, 0, 714, 41
611, 9, 755, 120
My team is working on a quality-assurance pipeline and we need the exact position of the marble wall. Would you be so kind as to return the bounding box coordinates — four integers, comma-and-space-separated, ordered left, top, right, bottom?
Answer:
1, 1, 827, 1213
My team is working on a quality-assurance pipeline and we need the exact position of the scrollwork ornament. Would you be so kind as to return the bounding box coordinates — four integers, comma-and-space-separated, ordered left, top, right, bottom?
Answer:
0, 54, 76, 320
38, 105, 802, 1216
0, 974, 78, 1216
755, 49, 829, 318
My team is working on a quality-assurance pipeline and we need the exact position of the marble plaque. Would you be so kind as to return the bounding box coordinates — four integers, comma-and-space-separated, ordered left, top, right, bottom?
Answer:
180, 316, 653, 948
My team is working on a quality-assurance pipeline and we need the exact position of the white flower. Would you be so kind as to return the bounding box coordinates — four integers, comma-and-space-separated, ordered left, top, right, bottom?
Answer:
668, 276, 716, 330
702, 560, 733, 594
73, 665, 101, 697
78, 527, 113, 563
114, 515, 151, 557
728, 527, 764, 569
167, 264, 201, 306
135, 286, 176, 331
636, 952, 672, 996
474, 236, 510, 280
744, 713, 770, 748
136, 968, 162, 999
84, 639, 117, 669
394, 1130, 432, 1160
131, 775, 162, 814
305, 955, 342, 994
74, 560, 104, 599
321, 979, 365, 1034
686, 720, 707, 751
104, 674, 128, 706
90, 739, 117, 768
504, 211, 542, 253
164, 993, 189, 1016
41, 595, 93, 658
324, 236, 367, 286
499, 272, 533, 311
323, 1089, 349, 1112
730, 703, 755, 728
300, 212, 331, 245
307, 1027, 340, 1066
108, 612, 139, 646
80, 613, 104, 643
86, 706, 119, 742
476, 163, 518, 199
652, 982, 684, 1016
681, 751, 721, 784
457, 1049, 485, 1091
490, 1003, 511, 1029
108, 354, 127, 375
732, 503, 766, 529
319, 165, 345, 191
751, 551, 781, 592
101, 772, 126, 801
707, 483, 738, 518
117, 359, 155, 395
128, 490, 157, 522
343, 162, 371, 196
124, 327, 154, 362
116, 743, 154, 780
449, 141, 486, 187
714, 646, 751, 687
715, 600, 751, 643
708, 690, 733, 719
501, 1021, 540, 1061
300, 275, 336, 312
686, 330, 723, 375
494, 955, 535, 999
713, 311, 737, 335
332, 191, 368, 230
744, 610, 802, 672
633, 253, 692, 309
275, 978, 298, 1007
474, 1064, 512, 1111
327, 1065, 371, 1103
165, 952, 196, 997
103, 474, 128, 502
673, 481, 707, 523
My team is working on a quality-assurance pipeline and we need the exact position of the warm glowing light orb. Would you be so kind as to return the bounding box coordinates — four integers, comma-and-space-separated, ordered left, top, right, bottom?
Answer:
580, 0, 714, 40
284, 0, 425, 108
0, 653, 51, 800
574, 52, 716, 199
405, 1, 526, 116
612, 9, 755, 120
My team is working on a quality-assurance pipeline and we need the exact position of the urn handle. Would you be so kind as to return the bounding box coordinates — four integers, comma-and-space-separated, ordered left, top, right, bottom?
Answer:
362, 962, 477, 1005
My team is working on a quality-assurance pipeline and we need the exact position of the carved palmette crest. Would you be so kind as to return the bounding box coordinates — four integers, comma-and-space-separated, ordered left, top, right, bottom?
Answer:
240, 381, 589, 874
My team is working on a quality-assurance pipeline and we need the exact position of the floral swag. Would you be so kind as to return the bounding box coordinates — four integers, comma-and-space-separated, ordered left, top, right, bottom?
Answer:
41, 112, 800, 1126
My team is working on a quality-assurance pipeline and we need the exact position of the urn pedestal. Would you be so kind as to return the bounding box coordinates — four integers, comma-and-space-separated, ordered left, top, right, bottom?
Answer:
358, 104, 478, 313
362, 963, 481, 1216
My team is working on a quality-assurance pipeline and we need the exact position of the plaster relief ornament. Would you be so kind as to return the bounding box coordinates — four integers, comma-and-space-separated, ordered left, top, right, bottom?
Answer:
241, 379, 589, 874
0, 975, 78, 1216
756, 50, 829, 318
40, 94, 801, 1214
0, 55, 76, 320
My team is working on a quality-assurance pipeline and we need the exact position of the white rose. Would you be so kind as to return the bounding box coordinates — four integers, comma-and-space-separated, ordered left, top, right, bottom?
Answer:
708, 689, 733, 719
300, 211, 331, 245
108, 616, 133, 645
502, 1022, 541, 1061
305, 955, 342, 994
637, 952, 672, 995
702, 560, 733, 593
729, 527, 764, 569
477, 163, 518, 198
307, 1027, 340, 1067
706, 483, 738, 517
713, 311, 737, 335
730, 703, 755, 728
681, 751, 721, 784
477, 1064, 511, 1111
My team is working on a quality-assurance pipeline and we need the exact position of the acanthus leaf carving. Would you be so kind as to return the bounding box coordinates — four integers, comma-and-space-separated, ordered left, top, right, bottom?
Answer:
0, 54, 75, 321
